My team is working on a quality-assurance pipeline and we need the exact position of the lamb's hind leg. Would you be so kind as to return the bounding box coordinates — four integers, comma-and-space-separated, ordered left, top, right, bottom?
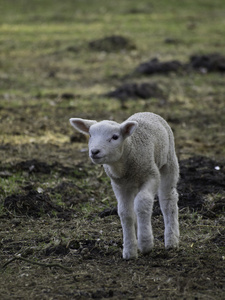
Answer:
158, 163, 179, 249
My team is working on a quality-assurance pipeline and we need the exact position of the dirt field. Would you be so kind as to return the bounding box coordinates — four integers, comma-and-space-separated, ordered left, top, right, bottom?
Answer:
0, 0, 225, 299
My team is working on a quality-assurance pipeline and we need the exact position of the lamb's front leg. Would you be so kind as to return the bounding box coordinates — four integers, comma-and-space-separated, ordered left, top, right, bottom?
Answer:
118, 202, 137, 259
113, 184, 137, 259
134, 178, 159, 254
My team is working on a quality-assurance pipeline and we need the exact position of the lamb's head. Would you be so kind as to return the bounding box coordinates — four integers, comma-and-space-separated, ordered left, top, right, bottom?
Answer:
70, 118, 137, 164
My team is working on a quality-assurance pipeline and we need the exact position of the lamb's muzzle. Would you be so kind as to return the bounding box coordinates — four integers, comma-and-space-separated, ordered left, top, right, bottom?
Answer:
91, 149, 100, 156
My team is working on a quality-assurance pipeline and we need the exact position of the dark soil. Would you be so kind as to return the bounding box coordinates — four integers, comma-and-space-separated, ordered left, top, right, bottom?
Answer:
178, 156, 225, 213
88, 35, 136, 52
14, 159, 54, 174
135, 58, 183, 75
3, 156, 225, 219
1, 154, 225, 299
106, 82, 163, 101
10, 159, 87, 177
189, 53, 225, 72
1, 58, 225, 298
4, 190, 74, 220
134, 53, 225, 76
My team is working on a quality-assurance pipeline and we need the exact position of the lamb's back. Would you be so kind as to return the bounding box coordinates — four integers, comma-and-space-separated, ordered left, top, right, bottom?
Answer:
127, 112, 171, 169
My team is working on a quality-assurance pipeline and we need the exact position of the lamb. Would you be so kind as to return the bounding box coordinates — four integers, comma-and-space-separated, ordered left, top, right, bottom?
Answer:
69, 112, 179, 259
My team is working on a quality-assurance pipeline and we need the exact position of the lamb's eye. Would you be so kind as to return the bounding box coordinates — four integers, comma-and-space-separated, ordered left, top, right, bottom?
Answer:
112, 134, 119, 140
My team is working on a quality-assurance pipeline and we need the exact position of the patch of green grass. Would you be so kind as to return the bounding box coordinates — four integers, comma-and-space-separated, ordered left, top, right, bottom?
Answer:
0, 174, 24, 197
1, 0, 225, 98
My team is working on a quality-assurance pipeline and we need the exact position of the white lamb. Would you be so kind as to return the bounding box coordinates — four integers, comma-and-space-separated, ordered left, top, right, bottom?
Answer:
70, 112, 179, 259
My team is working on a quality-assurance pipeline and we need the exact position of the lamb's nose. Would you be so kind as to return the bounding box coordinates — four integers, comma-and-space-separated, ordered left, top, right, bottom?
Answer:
91, 149, 100, 156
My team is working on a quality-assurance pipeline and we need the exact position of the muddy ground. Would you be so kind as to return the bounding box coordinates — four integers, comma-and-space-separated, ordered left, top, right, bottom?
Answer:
0, 54, 225, 299
0, 109, 225, 300
1, 154, 225, 300
1, 1, 225, 299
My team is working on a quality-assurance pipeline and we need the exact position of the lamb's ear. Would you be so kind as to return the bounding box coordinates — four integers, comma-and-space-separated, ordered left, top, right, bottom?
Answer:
69, 118, 97, 135
120, 121, 138, 138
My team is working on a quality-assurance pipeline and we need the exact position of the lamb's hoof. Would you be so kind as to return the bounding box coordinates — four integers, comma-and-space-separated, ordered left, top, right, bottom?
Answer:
166, 244, 179, 250
165, 238, 179, 249
138, 240, 154, 255
123, 249, 138, 260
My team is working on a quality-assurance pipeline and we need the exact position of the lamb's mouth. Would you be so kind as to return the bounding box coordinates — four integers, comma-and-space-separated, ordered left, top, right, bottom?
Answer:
91, 155, 105, 161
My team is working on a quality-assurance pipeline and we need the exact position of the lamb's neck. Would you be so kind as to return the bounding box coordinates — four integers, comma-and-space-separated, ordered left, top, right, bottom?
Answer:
103, 141, 132, 180
103, 160, 126, 180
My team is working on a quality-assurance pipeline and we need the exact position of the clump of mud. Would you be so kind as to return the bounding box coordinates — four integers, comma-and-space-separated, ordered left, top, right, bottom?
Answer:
154, 156, 225, 217
15, 159, 53, 174
106, 82, 162, 100
189, 53, 225, 72
178, 156, 225, 217
135, 58, 183, 75
134, 53, 225, 76
13, 159, 87, 177
3, 181, 93, 219
4, 190, 74, 220
89, 35, 136, 52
